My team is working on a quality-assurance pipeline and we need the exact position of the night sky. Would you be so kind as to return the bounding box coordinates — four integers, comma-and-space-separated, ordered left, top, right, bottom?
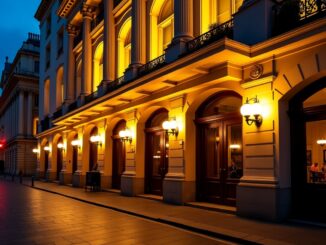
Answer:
0, 0, 40, 70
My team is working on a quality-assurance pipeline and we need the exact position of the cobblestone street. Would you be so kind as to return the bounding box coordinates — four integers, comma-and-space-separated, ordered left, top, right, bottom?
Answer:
0, 180, 227, 245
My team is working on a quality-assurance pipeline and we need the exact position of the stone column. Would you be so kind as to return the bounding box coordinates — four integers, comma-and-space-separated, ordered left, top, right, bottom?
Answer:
102, 0, 115, 84
65, 24, 78, 104
27, 92, 33, 136
125, 0, 146, 80
166, 0, 193, 62
81, 4, 95, 99
18, 90, 24, 136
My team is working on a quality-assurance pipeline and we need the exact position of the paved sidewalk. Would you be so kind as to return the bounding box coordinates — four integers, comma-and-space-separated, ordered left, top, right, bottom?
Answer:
18, 178, 326, 244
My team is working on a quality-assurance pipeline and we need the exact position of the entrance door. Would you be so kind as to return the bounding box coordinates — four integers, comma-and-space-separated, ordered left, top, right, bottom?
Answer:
112, 120, 126, 189
290, 81, 326, 222
145, 109, 169, 195
56, 148, 63, 180
44, 151, 49, 179
89, 127, 98, 171
72, 146, 78, 174
196, 92, 243, 206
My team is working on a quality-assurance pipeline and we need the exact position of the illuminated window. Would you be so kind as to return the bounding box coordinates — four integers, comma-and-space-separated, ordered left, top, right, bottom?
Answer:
93, 42, 104, 91
200, 0, 243, 34
56, 66, 64, 108
75, 60, 82, 99
33, 118, 39, 136
150, 0, 174, 59
117, 18, 131, 77
43, 79, 50, 115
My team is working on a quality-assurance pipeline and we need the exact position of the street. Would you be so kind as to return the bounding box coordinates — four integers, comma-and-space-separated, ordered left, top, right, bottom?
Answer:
0, 181, 229, 245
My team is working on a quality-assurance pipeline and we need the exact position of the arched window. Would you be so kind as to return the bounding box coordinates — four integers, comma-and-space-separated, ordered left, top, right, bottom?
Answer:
200, 0, 243, 34
93, 42, 103, 91
43, 79, 50, 115
150, 0, 174, 59
75, 60, 82, 99
56, 66, 64, 108
118, 18, 131, 77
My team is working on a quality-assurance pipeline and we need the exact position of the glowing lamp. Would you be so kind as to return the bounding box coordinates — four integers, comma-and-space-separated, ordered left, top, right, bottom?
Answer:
32, 148, 39, 154
240, 96, 263, 127
44, 146, 51, 152
317, 139, 326, 147
162, 118, 179, 137
57, 142, 66, 150
90, 135, 103, 146
71, 139, 81, 148
230, 144, 241, 149
119, 128, 132, 144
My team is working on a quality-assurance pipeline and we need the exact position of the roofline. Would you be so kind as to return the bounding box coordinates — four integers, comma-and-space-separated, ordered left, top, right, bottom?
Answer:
34, 0, 53, 21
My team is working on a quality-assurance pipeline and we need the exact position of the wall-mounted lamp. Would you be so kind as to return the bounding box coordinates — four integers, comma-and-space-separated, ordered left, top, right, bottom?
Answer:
44, 146, 51, 152
90, 135, 103, 146
240, 96, 263, 127
317, 139, 326, 147
57, 142, 66, 151
162, 118, 179, 137
71, 139, 82, 148
229, 144, 241, 150
32, 148, 40, 154
119, 128, 132, 144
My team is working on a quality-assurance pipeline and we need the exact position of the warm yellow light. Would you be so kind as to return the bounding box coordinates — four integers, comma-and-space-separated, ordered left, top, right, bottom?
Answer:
71, 139, 81, 147
57, 143, 65, 149
119, 128, 133, 143
317, 139, 326, 146
240, 103, 251, 117
162, 120, 170, 130
230, 144, 241, 149
44, 146, 51, 152
90, 135, 102, 143
32, 148, 40, 154
240, 96, 263, 127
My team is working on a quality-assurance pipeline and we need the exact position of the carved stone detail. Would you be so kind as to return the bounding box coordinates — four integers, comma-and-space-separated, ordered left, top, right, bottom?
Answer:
249, 64, 264, 80
66, 24, 79, 36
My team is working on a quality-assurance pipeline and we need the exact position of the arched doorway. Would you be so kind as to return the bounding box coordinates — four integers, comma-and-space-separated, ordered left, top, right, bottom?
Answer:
145, 108, 169, 195
112, 120, 126, 189
72, 135, 78, 176
289, 79, 326, 222
56, 137, 63, 180
89, 127, 98, 171
195, 91, 243, 206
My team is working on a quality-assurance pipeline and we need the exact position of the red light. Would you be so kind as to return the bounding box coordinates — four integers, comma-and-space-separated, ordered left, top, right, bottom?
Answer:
0, 144, 3, 148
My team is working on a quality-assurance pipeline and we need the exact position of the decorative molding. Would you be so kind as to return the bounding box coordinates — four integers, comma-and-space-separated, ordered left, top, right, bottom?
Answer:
66, 24, 79, 36
82, 3, 96, 19
249, 64, 264, 80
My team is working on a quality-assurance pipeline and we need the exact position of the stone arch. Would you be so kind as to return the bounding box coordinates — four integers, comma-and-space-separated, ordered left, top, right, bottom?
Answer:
117, 17, 132, 77
67, 131, 78, 174
93, 41, 104, 91
82, 124, 98, 172
184, 85, 243, 182
40, 138, 49, 178
52, 133, 63, 180
135, 104, 170, 179
56, 66, 64, 109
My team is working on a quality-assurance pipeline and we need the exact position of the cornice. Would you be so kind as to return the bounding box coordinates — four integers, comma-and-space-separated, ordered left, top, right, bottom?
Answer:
57, 0, 80, 18
34, 0, 53, 21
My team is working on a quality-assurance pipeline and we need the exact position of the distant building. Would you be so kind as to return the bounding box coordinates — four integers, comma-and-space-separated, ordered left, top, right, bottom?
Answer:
0, 33, 40, 176
35, 0, 326, 222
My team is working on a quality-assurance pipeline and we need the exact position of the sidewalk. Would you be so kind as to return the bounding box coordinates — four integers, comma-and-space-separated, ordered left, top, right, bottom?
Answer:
17, 178, 326, 244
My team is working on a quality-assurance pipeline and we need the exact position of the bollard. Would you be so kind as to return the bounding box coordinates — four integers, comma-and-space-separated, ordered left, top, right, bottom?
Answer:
31, 176, 34, 187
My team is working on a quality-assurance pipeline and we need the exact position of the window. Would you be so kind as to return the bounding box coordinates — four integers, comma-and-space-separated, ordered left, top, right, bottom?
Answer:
46, 14, 51, 38
45, 45, 51, 70
150, 0, 174, 59
57, 28, 64, 57
33, 118, 39, 136
117, 18, 131, 77
44, 79, 50, 115
34, 61, 39, 73
56, 66, 64, 108
200, 0, 243, 34
93, 42, 104, 91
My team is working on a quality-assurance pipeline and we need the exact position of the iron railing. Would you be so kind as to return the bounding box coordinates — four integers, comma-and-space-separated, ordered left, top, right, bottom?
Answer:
186, 20, 234, 53
52, 107, 63, 120
138, 54, 166, 76
273, 0, 326, 35
67, 100, 78, 113
85, 90, 98, 104
40, 116, 50, 132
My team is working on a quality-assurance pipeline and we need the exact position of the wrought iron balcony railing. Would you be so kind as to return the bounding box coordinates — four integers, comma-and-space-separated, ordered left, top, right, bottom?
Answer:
186, 20, 234, 53
67, 100, 78, 113
52, 107, 63, 120
273, 0, 326, 35
138, 54, 166, 77
85, 90, 99, 104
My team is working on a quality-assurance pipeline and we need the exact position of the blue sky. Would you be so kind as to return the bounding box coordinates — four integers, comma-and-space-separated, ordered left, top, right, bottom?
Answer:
0, 0, 40, 68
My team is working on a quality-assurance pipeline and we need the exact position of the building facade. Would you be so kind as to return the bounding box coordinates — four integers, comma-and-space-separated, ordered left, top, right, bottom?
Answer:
0, 33, 40, 176
35, 0, 326, 222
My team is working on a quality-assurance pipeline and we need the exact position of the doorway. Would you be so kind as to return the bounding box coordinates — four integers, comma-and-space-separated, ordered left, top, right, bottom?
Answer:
290, 79, 326, 222
44, 150, 49, 179
196, 92, 243, 206
112, 120, 126, 189
56, 137, 63, 180
145, 109, 169, 195
89, 127, 98, 171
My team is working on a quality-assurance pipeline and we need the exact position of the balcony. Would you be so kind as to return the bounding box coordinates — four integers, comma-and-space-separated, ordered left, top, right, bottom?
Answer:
273, 0, 326, 36
40, 116, 50, 132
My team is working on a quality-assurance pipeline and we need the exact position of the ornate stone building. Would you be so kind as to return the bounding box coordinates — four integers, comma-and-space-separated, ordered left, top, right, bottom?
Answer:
0, 33, 40, 175
35, 0, 326, 222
